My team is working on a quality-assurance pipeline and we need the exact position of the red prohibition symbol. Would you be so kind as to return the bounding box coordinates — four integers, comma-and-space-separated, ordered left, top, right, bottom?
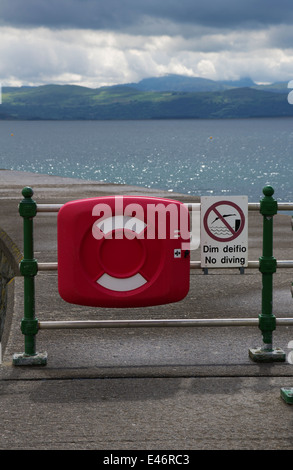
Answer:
203, 200, 245, 242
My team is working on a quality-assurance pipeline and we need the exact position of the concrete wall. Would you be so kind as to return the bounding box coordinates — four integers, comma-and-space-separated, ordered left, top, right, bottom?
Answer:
0, 228, 22, 352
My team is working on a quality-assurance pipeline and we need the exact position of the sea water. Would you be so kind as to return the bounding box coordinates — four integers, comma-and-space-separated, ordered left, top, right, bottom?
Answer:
0, 117, 293, 202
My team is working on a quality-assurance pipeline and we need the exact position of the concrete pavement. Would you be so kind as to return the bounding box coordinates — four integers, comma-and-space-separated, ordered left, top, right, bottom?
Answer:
1, 170, 293, 450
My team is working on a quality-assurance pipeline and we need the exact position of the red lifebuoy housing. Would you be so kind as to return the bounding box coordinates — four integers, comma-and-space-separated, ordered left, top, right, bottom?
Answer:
57, 196, 190, 307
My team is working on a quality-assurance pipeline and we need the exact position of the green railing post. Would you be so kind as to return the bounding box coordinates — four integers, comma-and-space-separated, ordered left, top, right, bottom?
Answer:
249, 186, 285, 362
13, 187, 47, 366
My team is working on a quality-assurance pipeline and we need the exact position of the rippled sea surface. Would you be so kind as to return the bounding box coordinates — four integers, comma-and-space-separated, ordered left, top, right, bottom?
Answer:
1, 117, 293, 202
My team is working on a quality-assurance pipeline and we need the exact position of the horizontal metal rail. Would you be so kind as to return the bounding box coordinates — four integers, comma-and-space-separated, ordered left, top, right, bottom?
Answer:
36, 202, 293, 213
37, 204, 63, 212
38, 317, 293, 330
275, 203, 293, 211
38, 262, 58, 270
191, 260, 293, 269
36, 260, 293, 271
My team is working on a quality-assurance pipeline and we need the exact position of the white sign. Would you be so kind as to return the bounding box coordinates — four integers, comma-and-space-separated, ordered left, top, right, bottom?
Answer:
200, 196, 248, 268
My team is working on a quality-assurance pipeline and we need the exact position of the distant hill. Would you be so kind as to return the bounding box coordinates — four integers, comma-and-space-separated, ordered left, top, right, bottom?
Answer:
1, 75, 293, 120
124, 74, 257, 92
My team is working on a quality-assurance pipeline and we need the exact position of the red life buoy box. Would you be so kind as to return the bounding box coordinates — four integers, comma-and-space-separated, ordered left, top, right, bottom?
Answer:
57, 196, 190, 308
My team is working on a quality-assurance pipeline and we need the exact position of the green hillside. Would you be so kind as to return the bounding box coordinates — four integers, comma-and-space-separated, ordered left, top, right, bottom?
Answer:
1, 82, 293, 120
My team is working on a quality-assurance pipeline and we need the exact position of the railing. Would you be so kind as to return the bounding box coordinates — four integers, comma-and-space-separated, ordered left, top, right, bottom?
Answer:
12, 185, 293, 369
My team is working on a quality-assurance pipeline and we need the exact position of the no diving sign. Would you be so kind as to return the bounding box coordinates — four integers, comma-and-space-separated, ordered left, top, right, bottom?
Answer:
200, 196, 248, 268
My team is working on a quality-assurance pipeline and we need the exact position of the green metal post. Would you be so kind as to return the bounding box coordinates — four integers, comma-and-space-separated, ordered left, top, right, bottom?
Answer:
259, 186, 277, 348
13, 187, 47, 365
249, 186, 285, 362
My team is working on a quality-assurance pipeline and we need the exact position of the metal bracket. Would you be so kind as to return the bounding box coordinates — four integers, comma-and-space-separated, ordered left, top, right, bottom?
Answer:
13, 352, 47, 366
249, 347, 286, 362
280, 388, 293, 404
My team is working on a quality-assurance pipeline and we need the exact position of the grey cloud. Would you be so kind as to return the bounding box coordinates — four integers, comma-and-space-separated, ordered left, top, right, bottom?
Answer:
1, 0, 293, 32
1, 0, 293, 88
265, 24, 293, 50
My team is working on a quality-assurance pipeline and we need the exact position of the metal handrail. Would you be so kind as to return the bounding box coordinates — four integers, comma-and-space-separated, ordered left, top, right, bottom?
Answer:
13, 186, 293, 368
38, 317, 293, 330
37, 260, 293, 271
36, 201, 293, 212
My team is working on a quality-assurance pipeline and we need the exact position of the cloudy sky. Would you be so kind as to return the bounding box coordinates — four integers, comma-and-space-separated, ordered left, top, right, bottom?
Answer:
1, 0, 293, 88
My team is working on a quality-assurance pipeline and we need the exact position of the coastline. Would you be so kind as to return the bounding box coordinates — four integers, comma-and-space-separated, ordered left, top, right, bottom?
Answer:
0, 168, 201, 201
